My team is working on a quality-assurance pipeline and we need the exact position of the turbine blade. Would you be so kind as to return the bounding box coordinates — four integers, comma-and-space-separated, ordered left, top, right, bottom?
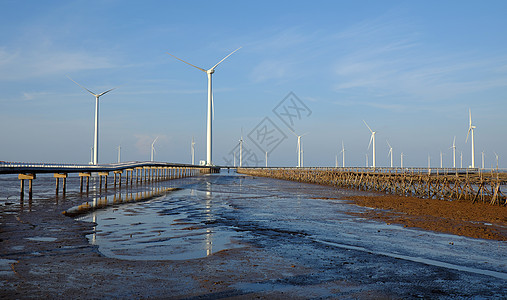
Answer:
386, 140, 391, 148
469, 108, 472, 127
210, 47, 242, 71
363, 120, 373, 133
466, 128, 470, 143
67, 75, 97, 96
368, 134, 373, 149
97, 87, 116, 97
166, 52, 207, 72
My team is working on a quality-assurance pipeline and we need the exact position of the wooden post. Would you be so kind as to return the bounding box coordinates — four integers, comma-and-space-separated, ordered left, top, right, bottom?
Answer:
79, 173, 91, 193
99, 172, 109, 189
54, 173, 68, 195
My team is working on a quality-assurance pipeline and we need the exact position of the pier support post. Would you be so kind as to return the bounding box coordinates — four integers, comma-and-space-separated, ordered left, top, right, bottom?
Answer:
79, 173, 91, 193
54, 173, 68, 195
18, 174, 35, 200
98, 172, 109, 189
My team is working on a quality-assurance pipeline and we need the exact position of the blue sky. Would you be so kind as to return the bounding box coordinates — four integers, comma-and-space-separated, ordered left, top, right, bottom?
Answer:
1, 0, 506, 168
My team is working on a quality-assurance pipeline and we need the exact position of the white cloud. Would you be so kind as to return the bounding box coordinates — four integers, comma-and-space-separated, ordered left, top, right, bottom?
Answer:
0, 45, 116, 81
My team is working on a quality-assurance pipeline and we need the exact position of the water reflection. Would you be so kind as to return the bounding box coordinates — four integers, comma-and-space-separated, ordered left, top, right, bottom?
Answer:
74, 175, 243, 261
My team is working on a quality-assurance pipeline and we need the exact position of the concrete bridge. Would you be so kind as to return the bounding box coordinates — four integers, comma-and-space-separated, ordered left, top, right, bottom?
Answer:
0, 161, 219, 199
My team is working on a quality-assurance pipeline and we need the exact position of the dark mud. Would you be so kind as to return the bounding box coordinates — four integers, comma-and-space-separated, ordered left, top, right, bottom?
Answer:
1, 173, 506, 299
345, 195, 507, 241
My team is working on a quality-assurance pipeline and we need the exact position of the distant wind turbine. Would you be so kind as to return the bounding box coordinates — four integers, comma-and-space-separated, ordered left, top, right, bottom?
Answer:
494, 152, 499, 170
68, 76, 116, 165
450, 136, 456, 168
288, 129, 308, 168
481, 151, 485, 169
167, 47, 241, 166
151, 136, 159, 162
363, 120, 376, 168
191, 137, 195, 165
387, 140, 393, 168
460, 151, 463, 168
340, 141, 345, 167
265, 151, 268, 168
239, 134, 244, 167
466, 108, 476, 168
365, 154, 369, 167
400, 152, 404, 168
117, 145, 121, 163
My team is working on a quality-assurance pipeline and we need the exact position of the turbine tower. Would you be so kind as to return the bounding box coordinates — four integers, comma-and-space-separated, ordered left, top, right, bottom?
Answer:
363, 120, 376, 168
450, 136, 456, 168
191, 137, 195, 165
151, 136, 159, 162
289, 129, 307, 168
340, 141, 345, 167
167, 47, 241, 166
69, 76, 116, 165
466, 108, 476, 168
387, 140, 393, 168
117, 145, 121, 163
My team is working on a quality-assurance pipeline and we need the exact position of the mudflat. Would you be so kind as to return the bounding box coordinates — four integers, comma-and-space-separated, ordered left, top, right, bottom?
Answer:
345, 195, 507, 241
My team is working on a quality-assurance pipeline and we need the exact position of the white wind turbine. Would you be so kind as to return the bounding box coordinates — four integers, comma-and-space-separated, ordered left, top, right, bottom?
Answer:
191, 137, 195, 165
466, 108, 476, 168
238, 134, 244, 167
450, 136, 456, 168
289, 129, 308, 168
117, 145, 121, 163
494, 152, 499, 170
400, 152, 404, 168
481, 151, 485, 169
151, 136, 159, 162
69, 76, 116, 165
340, 141, 345, 167
363, 120, 376, 168
167, 47, 241, 166
386, 140, 393, 168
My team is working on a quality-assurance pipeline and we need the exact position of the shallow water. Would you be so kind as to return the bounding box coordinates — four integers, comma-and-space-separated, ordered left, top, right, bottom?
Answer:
74, 172, 506, 284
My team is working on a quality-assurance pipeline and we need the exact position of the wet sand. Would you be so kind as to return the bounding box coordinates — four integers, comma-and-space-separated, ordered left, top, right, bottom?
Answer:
344, 195, 507, 241
1, 174, 506, 298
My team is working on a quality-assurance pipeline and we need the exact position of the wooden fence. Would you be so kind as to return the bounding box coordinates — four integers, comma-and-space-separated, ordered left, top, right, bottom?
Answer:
237, 167, 507, 205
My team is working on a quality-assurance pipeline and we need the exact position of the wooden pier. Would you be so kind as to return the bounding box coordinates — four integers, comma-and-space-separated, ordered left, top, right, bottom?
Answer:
237, 167, 507, 205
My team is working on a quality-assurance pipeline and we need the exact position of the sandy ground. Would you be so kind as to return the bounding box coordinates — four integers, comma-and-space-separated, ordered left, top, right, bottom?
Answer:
1, 176, 506, 299
344, 195, 507, 241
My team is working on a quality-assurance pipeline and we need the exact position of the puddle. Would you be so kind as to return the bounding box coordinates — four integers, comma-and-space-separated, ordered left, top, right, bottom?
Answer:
0, 258, 17, 276
78, 188, 244, 260
26, 237, 57, 242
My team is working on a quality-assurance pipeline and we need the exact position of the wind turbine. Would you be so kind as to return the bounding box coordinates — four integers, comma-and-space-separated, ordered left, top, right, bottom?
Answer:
191, 137, 195, 165
340, 141, 345, 167
460, 151, 463, 168
386, 140, 393, 168
239, 134, 243, 167
265, 151, 268, 168
117, 145, 121, 163
481, 151, 485, 169
68, 76, 116, 165
400, 152, 404, 168
440, 150, 445, 168
466, 108, 476, 168
365, 154, 369, 167
288, 129, 307, 168
167, 47, 241, 166
450, 137, 456, 168
363, 120, 376, 168
494, 152, 499, 170
151, 136, 159, 162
